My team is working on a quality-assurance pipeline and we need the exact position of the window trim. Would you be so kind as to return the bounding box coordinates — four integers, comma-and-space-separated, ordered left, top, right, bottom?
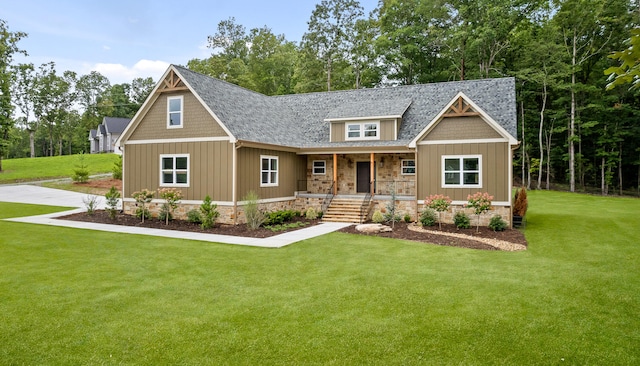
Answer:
401, 159, 416, 175
260, 155, 279, 187
441, 155, 482, 188
160, 154, 190, 187
345, 121, 380, 141
312, 160, 326, 175
167, 95, 184, 129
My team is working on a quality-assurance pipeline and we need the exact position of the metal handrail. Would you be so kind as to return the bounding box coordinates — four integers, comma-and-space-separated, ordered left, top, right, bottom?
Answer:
321, 181, 335, 214
359, 182, 374, 223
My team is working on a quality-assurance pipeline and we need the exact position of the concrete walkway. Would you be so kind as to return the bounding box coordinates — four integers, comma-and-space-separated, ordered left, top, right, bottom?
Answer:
0, 185, 351, 248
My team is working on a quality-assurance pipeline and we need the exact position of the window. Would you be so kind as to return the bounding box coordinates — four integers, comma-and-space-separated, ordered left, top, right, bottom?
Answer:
442, 155, 481, 187
167, 96, 183, 128
345, 121, 379, 140
401, 159, 415, 175
261, 155, 278, 187
160, 154, 189, 187
313, 160, 326, 175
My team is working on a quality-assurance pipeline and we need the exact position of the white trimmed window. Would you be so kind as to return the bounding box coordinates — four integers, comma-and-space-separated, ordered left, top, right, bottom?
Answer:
313, 160, 326, 175
401, 159, 415, 175
346, 121, 380, 140
261, 155, 278, 187
160, 154, 189, 187
442, 155, 481, 187
167, 96, 183, 128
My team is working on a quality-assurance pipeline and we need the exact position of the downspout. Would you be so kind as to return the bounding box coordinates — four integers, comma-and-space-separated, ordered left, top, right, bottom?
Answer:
120, 144, 125, 212
370, 152, 375, 196
333, 153, 337, 195
414, 147, 418, 222
233, 141, 238, 225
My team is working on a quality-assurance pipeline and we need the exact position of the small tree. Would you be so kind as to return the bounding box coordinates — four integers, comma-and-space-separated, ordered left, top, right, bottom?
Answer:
466, 192, 493, 232
243, 190, 264, 230
200, 194, 220, 229
132, 189, 154, 223
513, 187, 528, 217
385, 186, 399, 228
112, 155, 123, 180
425, 194, 451, 230
104, 186, 120, 220
72, 152, 90, 183
158, 188, 182, 225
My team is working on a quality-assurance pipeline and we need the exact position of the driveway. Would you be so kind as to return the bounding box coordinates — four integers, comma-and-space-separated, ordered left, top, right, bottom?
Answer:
0, 185, 106, 209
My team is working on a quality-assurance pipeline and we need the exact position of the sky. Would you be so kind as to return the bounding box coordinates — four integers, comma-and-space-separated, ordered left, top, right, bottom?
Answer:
3, 0, 379, 84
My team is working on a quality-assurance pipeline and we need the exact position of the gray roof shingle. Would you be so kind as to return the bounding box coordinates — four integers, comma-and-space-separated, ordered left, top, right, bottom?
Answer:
103, 117, 131, 135
174, 65, 516, 149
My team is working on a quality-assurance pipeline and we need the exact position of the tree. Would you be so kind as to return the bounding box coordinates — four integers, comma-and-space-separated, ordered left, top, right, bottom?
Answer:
301, 0, 364, 91
0, 19, 27, 171
10, 63, 37, 157
606, 27, 640, 90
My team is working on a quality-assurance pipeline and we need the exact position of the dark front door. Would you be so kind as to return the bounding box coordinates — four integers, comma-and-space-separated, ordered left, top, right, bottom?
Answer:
356, 162, 371, 193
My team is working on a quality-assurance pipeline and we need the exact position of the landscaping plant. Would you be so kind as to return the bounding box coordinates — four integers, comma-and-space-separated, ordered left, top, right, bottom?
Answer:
425, 194, 452, 230
419, 208, 437, 227
104, 186, 120, 220
72, 153, 90, 183
199, 195, 219, 229
453, 211, 471, 229
132, 189, 154, 223
305, 207, 318, 220
385, 187, 399, 228
488, 215, 508, 232
187, 209, 203, 224
82, 194, 100, 215
243, 191, 264, 230
372, 210, 384, 223
466, 192, 493, 232
513, 187, 528, 217
158, 188, 182, 225
112, 155, 123, 180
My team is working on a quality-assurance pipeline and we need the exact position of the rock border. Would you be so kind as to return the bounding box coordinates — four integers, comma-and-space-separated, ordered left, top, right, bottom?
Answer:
407, 224, 527, 252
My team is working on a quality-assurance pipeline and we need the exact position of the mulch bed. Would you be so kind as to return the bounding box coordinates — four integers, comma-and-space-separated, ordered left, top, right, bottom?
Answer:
61, 210, 527, 250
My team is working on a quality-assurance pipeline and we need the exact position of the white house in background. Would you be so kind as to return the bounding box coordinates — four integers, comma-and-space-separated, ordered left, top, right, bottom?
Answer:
89, 117, 132, 154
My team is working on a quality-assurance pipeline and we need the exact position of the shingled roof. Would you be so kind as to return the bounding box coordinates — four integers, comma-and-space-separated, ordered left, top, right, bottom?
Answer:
103, 117, 131, 135
173, 65, 517, 149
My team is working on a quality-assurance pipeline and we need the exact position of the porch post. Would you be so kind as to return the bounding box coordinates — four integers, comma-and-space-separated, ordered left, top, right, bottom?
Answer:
370, 152, 375, 195
333, 153, 338, 195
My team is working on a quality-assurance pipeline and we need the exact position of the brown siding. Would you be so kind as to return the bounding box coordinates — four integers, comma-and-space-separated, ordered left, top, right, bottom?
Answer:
331, 122, 345, 142
416, 142, 510, 202
236, 147, 304, 200
380, 119, 396, 140
129, 91, 228, 141
423, 116, 502, 141
124, 141, 233, 201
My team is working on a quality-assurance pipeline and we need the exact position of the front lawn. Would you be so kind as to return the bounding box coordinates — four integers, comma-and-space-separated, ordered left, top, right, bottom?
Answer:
0, 191, 638, 364
0, 154, 119, 184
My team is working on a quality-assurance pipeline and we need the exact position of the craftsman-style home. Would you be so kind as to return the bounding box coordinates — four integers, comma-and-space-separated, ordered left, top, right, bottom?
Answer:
116, 65, 518, 225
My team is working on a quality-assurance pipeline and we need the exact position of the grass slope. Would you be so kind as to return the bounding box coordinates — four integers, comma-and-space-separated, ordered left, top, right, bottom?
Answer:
0, 154, 118, 183
0, 191, 638, 364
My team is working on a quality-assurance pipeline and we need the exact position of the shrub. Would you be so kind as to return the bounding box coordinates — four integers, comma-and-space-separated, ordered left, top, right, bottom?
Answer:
187, 209, 203, 224
132, 189, 154, 223
72, 153, 90, 183
425, 194, 452, 230
419, 208, 437, 227
243, 191, 264, 230
158, 188, 182, 225
305, 207, 318, 220
488, 215, 508, 232
385, 188, 399, 228
372, 210, 384, 223
454, 211, 471, 229
104, 186, 120, 220
264, 209, 297, 226
404, 214, 412, 223
467, 192, 493, 232
112, 155, 123, 180
513, 187, 528, 217
200, 195, 219, 229
82, 194, 100, 215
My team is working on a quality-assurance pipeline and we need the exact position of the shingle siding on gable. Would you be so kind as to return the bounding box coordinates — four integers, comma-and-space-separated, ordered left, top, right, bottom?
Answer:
128, 91, 228, 141
422, 116, 503, 141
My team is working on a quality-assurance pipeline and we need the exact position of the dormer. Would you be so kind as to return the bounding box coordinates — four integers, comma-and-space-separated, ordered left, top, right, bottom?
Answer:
325, 98, 412, 142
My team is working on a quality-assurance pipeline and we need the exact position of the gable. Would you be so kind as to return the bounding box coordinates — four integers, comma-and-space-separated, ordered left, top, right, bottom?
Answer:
422, 116, 502, 142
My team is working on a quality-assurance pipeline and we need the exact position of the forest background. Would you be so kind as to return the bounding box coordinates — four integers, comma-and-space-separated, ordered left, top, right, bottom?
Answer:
1, 0, 639, 195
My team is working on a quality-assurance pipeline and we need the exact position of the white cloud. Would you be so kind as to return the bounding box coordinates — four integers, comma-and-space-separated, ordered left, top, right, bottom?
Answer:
102, 45, 111, 51
91, 59, 170, 84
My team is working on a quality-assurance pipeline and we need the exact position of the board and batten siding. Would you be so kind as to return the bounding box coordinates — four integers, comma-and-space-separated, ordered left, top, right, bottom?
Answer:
124, 141, 233, 201
416, 142, 510, 202
128, 91, 228, 141
422, 116, 501, 141
236, 147, 305, 200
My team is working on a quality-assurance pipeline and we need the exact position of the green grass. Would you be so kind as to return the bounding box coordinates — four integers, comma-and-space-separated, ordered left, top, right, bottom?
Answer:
0, 154, 118, 183
1, 191, 639, 364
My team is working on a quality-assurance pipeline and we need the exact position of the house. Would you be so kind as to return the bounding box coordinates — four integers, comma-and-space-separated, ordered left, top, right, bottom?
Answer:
89, 117, 132, 154
116, 65, 518, 225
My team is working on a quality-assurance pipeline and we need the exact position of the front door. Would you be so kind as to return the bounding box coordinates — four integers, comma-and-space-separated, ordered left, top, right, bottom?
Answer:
356, 162, 372, 193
